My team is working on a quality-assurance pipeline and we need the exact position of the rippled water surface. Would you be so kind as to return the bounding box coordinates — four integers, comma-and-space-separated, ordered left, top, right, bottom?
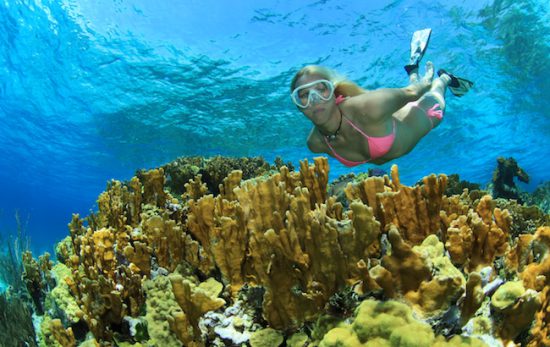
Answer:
0, 0, 549, 250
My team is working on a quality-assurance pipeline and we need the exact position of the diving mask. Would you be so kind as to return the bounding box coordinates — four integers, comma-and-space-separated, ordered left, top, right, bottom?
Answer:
291, 79, 335, 109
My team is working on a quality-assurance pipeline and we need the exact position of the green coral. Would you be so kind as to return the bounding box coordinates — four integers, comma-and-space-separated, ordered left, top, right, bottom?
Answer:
319, 299, 487, 347
249, 328, 284, 347
54, 236, 74, 265
143, 275, 182, 346
46, 263, 81, 324
414, 235, 465, 282
490, 281, 525, 310
287, 332, 309, 347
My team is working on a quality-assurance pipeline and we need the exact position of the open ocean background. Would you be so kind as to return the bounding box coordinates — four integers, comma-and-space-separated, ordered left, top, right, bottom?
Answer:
0, 0, 549, 258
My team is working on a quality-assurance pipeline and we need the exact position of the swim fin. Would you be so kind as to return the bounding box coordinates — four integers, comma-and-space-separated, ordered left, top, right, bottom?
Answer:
437, 69, 474, 97
404, 28, 432, 74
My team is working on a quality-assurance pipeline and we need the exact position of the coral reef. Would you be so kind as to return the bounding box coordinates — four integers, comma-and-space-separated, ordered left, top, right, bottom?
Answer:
522, 181, 550, 214
3, 156, 549, 347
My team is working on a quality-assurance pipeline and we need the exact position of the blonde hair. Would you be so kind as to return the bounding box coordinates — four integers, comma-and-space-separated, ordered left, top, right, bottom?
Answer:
290, 65, 366, 97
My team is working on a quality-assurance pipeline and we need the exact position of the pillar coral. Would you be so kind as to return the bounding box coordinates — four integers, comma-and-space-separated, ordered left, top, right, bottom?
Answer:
169, 274, 226, 346
141, 211, 186, 272
459, 272, 485, 326
378, 226, 432, 295
183, 174, 209, 201
528, 286, 550, 347
441, 195, 510, 272
184, 157, 383, 329
139, 168, 168, 207
49, 319, 76, 347
505, 234, 535, 273
344, 165, 447, 245
406, 235, 465, 317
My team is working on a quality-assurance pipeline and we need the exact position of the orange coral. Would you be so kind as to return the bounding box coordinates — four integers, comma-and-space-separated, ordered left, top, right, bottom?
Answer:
528, 286, 550, 347
441, 195, 510, 272
459, 272, 484, 325
169, 274, 225, 346
50, 319, 76, 347
521, 226, 550, 291
378, 226, 431, 294
345, 165, 447, 245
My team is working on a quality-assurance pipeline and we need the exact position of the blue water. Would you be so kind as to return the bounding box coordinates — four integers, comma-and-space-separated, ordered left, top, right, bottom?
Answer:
0, 0, 549, 254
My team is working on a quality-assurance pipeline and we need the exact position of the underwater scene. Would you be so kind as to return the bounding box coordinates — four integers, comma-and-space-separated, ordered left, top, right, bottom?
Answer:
0, 0, 549, 346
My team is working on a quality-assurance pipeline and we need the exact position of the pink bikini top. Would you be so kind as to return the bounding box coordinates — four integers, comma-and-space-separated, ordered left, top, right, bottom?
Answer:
324, 95, 396, 167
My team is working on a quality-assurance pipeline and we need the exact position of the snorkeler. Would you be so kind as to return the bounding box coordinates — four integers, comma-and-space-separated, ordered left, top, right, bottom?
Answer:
290, 29, 473, 167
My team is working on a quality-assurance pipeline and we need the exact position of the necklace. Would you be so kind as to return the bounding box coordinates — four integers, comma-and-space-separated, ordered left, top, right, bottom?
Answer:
323, 108, 343, 142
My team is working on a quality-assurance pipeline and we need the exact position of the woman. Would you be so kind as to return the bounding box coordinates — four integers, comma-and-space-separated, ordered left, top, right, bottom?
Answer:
290, 63, 472, 167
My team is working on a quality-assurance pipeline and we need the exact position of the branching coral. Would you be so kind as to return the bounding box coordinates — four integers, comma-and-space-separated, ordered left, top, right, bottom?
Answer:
441, 195, 511, 272
344, 165, 447, 244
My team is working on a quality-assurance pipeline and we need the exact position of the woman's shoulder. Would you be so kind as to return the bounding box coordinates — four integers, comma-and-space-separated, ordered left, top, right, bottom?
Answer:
341, 92, 386, 127
306, 128, 326, 153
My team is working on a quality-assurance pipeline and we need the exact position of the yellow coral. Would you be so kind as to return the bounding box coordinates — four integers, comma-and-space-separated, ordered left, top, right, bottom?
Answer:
143, 276, 182, 347
442, 195, 510, 272
521, 226, 550, 291
169, 274, 225, 344
50, 319, 75, 347
459, 272, 485, 326
491, 281, 541, 342
320, 299, 487, 347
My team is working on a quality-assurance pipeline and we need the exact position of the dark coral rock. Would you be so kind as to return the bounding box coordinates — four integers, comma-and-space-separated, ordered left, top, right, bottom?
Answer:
159, 155, 282, 196
491, 157, 529, 203
327, 173, 356, 208
494, 199, 549, 237
444, 174, 481, 196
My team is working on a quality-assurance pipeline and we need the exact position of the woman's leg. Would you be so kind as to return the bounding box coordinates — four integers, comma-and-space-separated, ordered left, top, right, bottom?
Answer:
414, 74, 451, 129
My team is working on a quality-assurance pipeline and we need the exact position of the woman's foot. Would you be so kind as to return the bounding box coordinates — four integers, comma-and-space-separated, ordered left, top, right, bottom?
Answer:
409, 61, 434, 85
437, 69, 474, 97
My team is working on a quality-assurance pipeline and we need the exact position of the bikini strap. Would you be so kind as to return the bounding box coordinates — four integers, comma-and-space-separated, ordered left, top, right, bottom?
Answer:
335, 94, 346, 105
